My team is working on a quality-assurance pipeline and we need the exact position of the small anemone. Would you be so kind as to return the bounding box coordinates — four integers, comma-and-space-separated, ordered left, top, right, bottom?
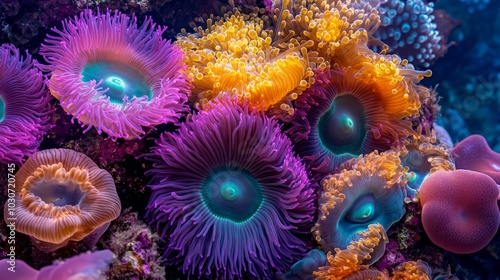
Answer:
145, 98, 315, 278
396, 127, 455, 197
40, 9, 191, 139
313, 151, 406, 252
3, 149, 121, 252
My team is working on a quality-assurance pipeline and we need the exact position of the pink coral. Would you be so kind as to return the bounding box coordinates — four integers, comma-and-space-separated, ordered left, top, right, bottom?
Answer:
452, 134, 500, 184
419, 170, 500, 254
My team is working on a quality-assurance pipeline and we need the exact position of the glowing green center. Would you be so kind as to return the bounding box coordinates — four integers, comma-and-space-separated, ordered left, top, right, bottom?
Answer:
317, 94, 366, 155
402, 150, 432, 190
220, 182, 239, 202
0, 96, 5, 122
345, 193, 377, 223
81, 61, 152, 104
201, 167, 263, 223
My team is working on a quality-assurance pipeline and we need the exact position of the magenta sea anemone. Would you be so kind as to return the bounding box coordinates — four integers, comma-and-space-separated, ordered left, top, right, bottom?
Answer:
0, 44, 52, 165
145, 98, 315, 279
40, 9, 191, 140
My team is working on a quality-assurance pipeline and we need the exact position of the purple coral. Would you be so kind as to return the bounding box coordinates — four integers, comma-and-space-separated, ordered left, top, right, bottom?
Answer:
40, 9, 191, 140
145, 98, 315, 278
374, 0, 444, 68
0, 44, 52, 165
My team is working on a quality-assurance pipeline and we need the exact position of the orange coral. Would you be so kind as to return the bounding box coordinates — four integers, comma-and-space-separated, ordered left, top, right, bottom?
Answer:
392, 260, 432, 280
177, 4, 316, 114
272, 0, 380, 63
314, 223, 388, 280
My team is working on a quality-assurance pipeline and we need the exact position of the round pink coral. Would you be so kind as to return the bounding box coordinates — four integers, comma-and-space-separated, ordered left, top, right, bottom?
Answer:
419, 170, 499, 254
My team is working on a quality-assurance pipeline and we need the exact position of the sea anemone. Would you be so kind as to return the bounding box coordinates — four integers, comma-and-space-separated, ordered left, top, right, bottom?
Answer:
313, 151, 406, 253
396, 127, 455, 196
177, 6, 316, 115
0, 44, 52, 165
313, 223, 389, 280
145, 98, 314, 278
419, 170, 500, 254
272, 0, 381, 63
40, 9, 190, 140
287, 65, 419, 179
0, 250, 114, 280
392, 260, 432, 280
3, 149, 121, 252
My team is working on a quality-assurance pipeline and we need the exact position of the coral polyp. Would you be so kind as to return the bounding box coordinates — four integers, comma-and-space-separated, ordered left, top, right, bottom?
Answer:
40, 9, 191, 139
0, 44, 52, 165
145, 98, 314, 278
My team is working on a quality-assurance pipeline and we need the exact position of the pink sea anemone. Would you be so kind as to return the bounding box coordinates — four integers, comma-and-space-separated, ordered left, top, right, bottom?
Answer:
419, 170, 500, 254
0, 44, 52, 165
0, 250, 114, 279
40, 9, 191, 140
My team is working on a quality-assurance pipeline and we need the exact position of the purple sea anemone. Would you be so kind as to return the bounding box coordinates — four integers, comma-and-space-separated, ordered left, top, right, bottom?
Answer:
0, 44, 52, 165
40, 9, 190, 140
145, 98, 315, 278
0, 250, 114, 279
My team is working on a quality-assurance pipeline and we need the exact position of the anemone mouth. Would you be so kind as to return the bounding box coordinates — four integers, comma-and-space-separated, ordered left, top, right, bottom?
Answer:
0, 95, 5, 122
343, 192, 379, 224
317, 94, 367, 156
81, 60, 153, 105
201, 166, 264, 223
21, 163, 93, 209
402, 149, 432, 189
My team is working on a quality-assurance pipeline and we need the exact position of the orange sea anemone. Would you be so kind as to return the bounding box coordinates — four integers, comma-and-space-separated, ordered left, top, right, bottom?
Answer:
392, 260, 432, 280
314, 223, 389, 280
3, 149, 121, 251
177, 5, 316, 114
272, 0, 381, 64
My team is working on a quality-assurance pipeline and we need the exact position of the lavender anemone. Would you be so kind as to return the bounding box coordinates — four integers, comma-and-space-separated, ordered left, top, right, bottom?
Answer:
40, 9, 190, 140
0, 44, 52, 165
145, 98, 315, 279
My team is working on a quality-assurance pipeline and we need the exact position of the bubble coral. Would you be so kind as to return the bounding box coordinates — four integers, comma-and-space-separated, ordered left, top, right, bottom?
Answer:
287, 61, 421, 178
373, 0, 444, 68
451, 134, 500, 184
3, 148, 121, 252
145, 98, 315, 278
0, 44, 52, 165
419, 170, 500, 254
313, 151, 406, 252
0, 250, 114, 280
313, 223, 389, 280
177, 5, 315, 115
40, 9, 190, 140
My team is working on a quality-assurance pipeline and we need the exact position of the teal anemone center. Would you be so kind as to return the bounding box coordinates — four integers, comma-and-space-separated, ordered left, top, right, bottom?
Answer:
0, 96, 5, 122
81, 61, 152, 104
201, 167, 264, 223
344, 193, 378, 224
317, 94, 366, 155
402, 150, 432, 190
